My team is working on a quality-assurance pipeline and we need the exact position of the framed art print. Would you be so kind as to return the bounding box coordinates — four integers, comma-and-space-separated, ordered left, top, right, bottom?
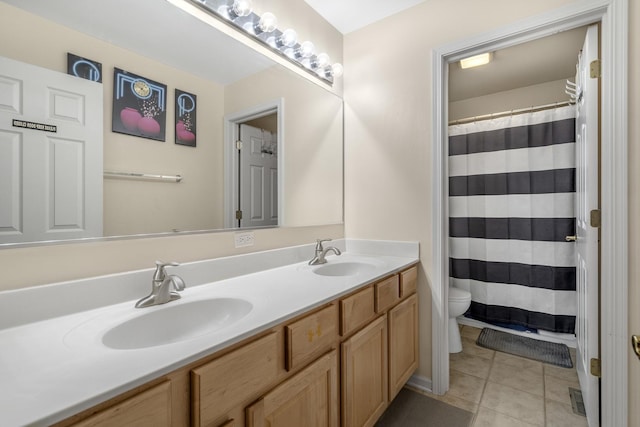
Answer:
175, 89, 196, 147
67, 53, 102, 83
112, 68, 167, 141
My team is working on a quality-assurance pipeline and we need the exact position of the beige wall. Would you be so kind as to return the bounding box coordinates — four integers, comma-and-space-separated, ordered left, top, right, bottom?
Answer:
0, 3, 226, 236
344, 0, 591, 382
225, 66, 343, 227
449, 79, 570, 121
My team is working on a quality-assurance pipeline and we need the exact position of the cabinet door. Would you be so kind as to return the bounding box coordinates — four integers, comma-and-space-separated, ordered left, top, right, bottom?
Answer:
246, 350, 339, 427
71, 381, 171, 427
191, 332, 280, 427
341, 315, 388, 427
388, 294, 419, 400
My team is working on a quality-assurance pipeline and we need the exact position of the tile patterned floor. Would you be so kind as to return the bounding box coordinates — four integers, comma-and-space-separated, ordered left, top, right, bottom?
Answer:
411, 325, 588, 427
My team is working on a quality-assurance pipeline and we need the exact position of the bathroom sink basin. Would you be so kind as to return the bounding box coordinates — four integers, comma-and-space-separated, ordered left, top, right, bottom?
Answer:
101, 298, 252, 350
312, 261, 377, 277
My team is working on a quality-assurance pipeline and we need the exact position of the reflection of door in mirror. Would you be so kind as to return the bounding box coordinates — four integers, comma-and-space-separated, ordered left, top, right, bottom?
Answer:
0, 56, 103, 244
238, 118, 278, 228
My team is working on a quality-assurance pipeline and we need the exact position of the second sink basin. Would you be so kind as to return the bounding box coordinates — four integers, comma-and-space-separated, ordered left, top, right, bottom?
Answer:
312, 261, 377, 277
101, 298, 253, 350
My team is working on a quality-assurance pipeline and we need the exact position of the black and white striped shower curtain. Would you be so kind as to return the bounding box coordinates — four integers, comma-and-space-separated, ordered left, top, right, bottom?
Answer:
448, 106, 577, 334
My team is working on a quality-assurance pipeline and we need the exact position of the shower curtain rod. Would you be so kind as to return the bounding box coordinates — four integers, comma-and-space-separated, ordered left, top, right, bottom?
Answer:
448, 100, 574, 126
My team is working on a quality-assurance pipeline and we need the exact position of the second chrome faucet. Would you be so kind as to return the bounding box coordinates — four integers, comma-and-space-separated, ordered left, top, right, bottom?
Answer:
309, 239, 341, 265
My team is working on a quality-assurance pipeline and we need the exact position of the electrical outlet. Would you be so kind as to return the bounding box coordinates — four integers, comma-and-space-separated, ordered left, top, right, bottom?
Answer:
234, 231, 255, 248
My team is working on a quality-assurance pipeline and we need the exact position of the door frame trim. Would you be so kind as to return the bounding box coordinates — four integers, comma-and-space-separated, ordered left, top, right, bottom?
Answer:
223, 98, 285, 229
430, 1, 628, 425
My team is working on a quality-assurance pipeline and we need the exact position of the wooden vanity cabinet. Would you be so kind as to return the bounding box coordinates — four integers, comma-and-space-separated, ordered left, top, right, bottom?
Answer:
60, 265, 418, 427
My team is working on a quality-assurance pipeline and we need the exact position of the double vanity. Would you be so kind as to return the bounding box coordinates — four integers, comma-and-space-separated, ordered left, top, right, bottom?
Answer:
0, 239, 419, 426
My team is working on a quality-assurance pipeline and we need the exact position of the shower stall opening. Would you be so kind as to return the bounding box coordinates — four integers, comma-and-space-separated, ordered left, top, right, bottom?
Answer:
447, 105, 577, 344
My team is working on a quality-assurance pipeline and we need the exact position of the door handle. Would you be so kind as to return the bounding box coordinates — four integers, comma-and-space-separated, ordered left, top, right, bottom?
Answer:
565, 235, 577, 242
633, 335, 640, 360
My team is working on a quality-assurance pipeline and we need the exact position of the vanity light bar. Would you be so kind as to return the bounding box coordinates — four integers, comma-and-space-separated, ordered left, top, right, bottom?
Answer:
188, 0, 342, 84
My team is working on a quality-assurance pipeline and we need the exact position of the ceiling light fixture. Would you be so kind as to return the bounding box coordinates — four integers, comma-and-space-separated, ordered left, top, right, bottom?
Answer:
460, 52, 492, 69
185, 0, 342, 84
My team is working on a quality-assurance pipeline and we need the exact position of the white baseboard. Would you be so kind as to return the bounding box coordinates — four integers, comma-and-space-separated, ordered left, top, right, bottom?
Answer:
406, 374, 433, 394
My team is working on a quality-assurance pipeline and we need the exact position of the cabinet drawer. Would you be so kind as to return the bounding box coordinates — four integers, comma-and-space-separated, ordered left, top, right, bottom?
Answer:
400, 266, 418, 298
72, 381, 171, 427
340, 286, 375, 337
191, 332, 280, 427
286, 304, 338, 371
375, 275, 400, 313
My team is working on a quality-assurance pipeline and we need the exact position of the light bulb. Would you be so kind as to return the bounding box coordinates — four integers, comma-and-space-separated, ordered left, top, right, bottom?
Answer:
258, 12, 278, 33
266, 36, 278, 48
331, 63, 343, 77
278, 29, 297, 48
242, 21, 256, 34
298, 41, 315, 58
316, 66, 330, 78
284, 47, 296, 59
300, 58, 312, 69
232, 0, 252, 17
217, 4, 231, 19
316, 53, 330, 68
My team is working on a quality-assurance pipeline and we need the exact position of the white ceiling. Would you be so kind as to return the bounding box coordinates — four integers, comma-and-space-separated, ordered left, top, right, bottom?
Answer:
302, 0, 586, 102
304, 0, 427, 34
449, 26, 587, 102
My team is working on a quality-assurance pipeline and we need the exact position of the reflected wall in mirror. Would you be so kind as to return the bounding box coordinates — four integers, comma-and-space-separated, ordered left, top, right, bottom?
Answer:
0, 0, 343, 246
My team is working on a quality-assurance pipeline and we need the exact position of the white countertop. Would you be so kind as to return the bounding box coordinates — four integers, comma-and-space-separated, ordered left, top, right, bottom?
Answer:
0, 240, 418, 426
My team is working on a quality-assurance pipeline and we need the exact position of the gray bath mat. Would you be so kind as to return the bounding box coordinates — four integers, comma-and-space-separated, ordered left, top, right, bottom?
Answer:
477, 328, 573, 368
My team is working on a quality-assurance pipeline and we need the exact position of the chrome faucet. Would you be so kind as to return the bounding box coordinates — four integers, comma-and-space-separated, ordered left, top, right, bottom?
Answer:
135, 261, 186, 308
309, 239, 342, 265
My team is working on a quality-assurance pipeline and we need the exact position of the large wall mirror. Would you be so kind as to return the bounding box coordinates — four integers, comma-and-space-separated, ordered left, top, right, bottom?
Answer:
0, 0, 343, 246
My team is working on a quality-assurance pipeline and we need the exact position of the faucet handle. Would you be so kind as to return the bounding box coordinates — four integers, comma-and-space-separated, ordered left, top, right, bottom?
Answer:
315, 238, 331, 250
154, 260, 180, 281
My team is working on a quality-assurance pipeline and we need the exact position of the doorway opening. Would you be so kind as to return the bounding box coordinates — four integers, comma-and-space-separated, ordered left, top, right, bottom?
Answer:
223, 99, 284, 229
429, 2, 628, 427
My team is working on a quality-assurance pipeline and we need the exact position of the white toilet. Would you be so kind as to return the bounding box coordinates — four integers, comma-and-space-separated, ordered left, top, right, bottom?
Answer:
448, 286, 472, 353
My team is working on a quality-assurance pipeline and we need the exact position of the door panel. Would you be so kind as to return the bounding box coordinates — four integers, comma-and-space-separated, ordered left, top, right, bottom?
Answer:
239, 124, 277, 228
575, 23, 600, 427
0, 55, 103, 244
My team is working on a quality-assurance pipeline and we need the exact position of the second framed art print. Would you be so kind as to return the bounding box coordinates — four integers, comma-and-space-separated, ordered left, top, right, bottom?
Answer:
175, 89, 196, 147
112, 68, 167, 142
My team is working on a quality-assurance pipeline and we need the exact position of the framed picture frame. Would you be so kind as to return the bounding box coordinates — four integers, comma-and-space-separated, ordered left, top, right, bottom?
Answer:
67, 53, 102, 83
112, 68, 167, 142
175, 89, 197, 147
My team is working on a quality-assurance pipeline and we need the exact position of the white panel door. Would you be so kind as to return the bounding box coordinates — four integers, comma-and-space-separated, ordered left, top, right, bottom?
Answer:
574, 24, 600, 427
239, 124, 277, 228
0, 56, 103, 244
